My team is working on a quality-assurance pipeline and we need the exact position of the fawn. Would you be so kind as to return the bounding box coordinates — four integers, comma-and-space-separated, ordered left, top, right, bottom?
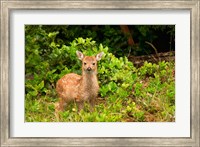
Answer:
55, 51, 104, 113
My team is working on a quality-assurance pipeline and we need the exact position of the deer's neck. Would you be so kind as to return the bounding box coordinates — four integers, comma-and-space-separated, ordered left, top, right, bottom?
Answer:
81, 72, 98, 88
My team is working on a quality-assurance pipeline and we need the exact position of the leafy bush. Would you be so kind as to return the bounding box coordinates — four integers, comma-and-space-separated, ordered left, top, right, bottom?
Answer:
28, 25, 175, 57
25, 26, 175, 122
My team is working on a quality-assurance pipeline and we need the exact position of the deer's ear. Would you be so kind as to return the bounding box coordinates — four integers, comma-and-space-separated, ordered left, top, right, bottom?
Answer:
76, 51, 84, 60
96, 52, 104, 61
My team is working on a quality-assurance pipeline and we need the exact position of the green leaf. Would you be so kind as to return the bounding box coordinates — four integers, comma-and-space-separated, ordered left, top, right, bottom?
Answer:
37, 81, 44, 90
29, 91, 38, 96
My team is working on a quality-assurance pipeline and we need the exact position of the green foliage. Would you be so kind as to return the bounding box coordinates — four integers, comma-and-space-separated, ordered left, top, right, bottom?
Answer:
25, 25, 175, 122
28, 25, 175, 57
132, 61, 175, 121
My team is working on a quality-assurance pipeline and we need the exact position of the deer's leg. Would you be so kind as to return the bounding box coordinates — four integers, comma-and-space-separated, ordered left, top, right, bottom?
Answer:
55, 98, 65, 121
89, 98, 96, 112
77, 101, 84, 112
55, 98, 67, 121
58, 98, 65, 111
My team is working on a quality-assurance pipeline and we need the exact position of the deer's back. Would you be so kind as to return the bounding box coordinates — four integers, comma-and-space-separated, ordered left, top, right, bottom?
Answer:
56, 73, 81, 102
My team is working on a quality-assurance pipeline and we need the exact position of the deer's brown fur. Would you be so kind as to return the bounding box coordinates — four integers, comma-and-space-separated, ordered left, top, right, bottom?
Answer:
55, 51, 104, 115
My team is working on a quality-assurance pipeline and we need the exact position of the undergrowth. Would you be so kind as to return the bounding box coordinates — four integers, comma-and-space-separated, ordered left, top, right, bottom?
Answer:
25, 27, 175, 122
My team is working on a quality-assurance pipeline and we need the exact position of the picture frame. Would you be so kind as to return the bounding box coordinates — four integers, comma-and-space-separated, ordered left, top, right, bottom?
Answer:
1, 0, 199, 146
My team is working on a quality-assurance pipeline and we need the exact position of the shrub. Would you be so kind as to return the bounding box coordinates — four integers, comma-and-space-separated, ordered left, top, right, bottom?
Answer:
25, 26, 175, 122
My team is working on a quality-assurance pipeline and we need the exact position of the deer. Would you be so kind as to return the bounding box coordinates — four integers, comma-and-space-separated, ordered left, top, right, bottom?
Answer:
55, 51, 104, 115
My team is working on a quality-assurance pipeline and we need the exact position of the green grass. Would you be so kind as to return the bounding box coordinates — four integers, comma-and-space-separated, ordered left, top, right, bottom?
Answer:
25, 61, 175, 122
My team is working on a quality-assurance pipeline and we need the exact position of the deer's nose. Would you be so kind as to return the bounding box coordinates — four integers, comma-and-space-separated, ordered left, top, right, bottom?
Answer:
87, 67, 92, 71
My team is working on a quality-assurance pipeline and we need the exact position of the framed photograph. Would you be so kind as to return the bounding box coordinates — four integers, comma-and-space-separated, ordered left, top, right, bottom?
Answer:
1, 0, 199, 146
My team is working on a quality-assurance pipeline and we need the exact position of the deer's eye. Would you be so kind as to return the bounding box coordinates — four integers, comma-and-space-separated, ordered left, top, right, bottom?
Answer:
84, 62, 87, 65
92, 63, 95, 65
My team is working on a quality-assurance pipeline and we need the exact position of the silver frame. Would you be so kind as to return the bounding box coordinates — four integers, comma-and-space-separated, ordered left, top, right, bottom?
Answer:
1, 1, 199, 146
